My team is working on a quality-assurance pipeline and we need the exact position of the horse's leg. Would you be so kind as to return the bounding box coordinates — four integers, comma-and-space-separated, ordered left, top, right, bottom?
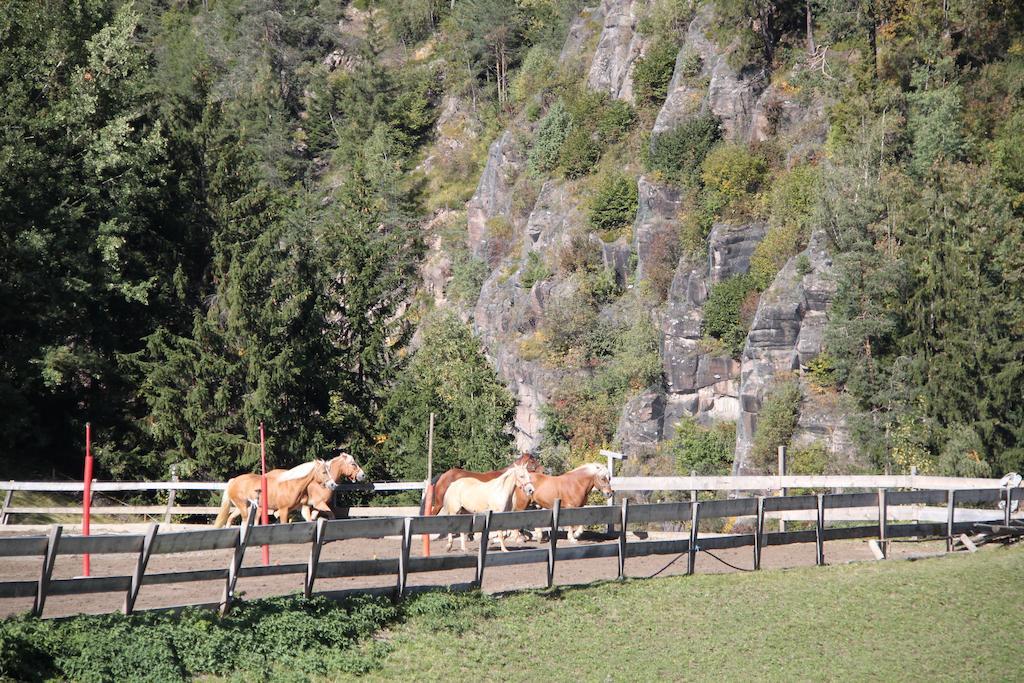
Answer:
277, 506, 290, 524
460, 532, 469, 553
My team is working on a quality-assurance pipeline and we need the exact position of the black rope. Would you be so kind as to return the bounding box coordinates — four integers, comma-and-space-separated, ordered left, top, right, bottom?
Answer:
646, 546, 755, 578
701, 548, 755, 572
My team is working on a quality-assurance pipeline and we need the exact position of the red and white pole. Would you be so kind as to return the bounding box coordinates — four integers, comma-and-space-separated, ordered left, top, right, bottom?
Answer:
82, 422, 93, 577
260, 422, 270, 566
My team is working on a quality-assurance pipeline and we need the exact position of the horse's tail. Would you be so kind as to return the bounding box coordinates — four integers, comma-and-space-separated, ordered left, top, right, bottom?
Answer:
213, 487, 232, 528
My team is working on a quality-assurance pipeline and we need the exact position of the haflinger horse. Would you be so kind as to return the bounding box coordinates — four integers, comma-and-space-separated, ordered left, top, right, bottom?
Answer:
213, 452, 366, 527
430, 453, 541, 516
525, 463, 613, 542
438, 464, 535, 552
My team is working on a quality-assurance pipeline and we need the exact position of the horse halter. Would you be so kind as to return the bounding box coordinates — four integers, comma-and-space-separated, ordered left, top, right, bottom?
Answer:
319, 459, 339, 491
514, 465, 536, 497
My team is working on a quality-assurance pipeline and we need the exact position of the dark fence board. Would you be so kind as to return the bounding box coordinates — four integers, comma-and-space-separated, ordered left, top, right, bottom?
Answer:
763, 496, 819, 513
487, 510, 553, 532
316, 558, 399, 579
557, 506, 619, 527
0, 580, 39, 598
145, 568, 226, 585
0, 536, 48, 557
762, 529, 818, 546
48, 575, 131, 596
823, 493, 878, 510
409, 515, 474, 536
822, 525, 879, 541
954, 489, 1003, 505
237, 563, 306, 579
408, 555, 478, 573
700, 499, 758, 519
555, 542, 619, 561
58, 534, 144, 555
627, 503, 692, 524
484, 548, 549, 568
152, 528, 238, 554
887, 490, 948, 506
625, 539, 689, 558
322, 517, 403, 542
246, 523, 315, 546
699, 534, 756, 551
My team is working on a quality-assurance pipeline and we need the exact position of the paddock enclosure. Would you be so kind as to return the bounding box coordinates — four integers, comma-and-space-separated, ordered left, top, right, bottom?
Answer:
1, 472, 1020, 619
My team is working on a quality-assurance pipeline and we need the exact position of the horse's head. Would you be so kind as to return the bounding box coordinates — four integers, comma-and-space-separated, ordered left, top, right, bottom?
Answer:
330, 451, 366, 484
314, 459, 339, 491
591, 464, 613, 498
513, 452, 542, 473
511, 464, 535, 498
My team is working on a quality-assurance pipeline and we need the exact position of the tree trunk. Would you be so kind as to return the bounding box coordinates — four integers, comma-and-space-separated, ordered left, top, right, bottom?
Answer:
806, 0, 815, 54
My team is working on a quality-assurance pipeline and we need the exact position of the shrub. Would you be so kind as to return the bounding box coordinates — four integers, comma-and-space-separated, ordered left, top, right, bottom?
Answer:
633, 38, 680, 105
645, 113, 721, 186
667, 416, 736, 475
558, 231, 601, 274
511, 46, 558, 106
700, 143, 768, 214
559, 127, 602, 178
519, 251, 552, 288
937, 424, 992, 477
528, 101, 572, 174
597, 99, 637, 144
787, 442, 828, 475
679, 51, 703, 78
750, 380, 802, 471
589, 172, 638, 236
702, 273, 759, 357
795, 253, 812, 276
447, 252, 489, 304
805, 352, 837, 389
750, 164, 820, 286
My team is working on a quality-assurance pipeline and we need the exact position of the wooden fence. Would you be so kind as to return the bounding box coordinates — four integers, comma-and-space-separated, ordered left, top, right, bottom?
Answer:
1, 486, 1020, 619
0, 474, 1010, 524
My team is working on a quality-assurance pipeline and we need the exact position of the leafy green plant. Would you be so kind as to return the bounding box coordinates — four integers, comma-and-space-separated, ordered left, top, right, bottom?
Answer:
667, 416, 736, 475
447, 253, 490, 304
805, 352, 836, 388
700, 143, 768, 215
559, 127, 602, 178
588, 172, 638, 237
633, 38, 680, 105
528, 100, 573, 174
597, 99, 637, 143
645, 113, 721, 186
520, 251, 552, 288
702, 274, 760, 357
750, 380, 802, 471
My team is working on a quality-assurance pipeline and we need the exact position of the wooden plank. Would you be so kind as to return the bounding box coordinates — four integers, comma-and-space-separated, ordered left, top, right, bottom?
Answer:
693, 534, 754, 552
762, 529, 818, 546
476, 511, 491, 587
960, 534, 978, 552
687, 502, 699, 575
246, 521, 315, 546
237, 563, 307, 579
886, 489, 948, 506
822, 492, 878, 510
547, 499, 560, 588
823, 525, 879, 542
0, 482, 225, 492
305, 517, 326, 598
0, 536, 48, 557
699, 498, 758, 519
153, 528, 239, 554
316, 558, 399, 579
626, 502, 692, 524
487, 509, 552, 532
868, 539, 885, 560
612, 475, 1003, 491
58, 534, 145, 555
617, 499, 628, 580
220, 506, 254, 615
33, 526, 61, 617
408, 554, 478, 573
322, 517, 404, 542
762, 495, 818, 513
144, 568, 226, 585
124, 523, 158, 614
1, 489, 13, 524
954, 488, 1003, 505
48, 575, 132, 596
946, 490, 956, 552
624, 539, 689, 558
398, 518, 412, 596
815, 494, 825, 566
557, 505, 619, 527
484, 548, 549, 568
554, 543, 619, 561
409, 514, 474, 536
0, 580, 39, 598
754, 497, 764, 570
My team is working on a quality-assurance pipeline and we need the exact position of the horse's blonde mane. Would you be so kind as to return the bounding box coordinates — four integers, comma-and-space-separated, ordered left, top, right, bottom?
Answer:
572, 463, 608, 477
279, 460, 320, 482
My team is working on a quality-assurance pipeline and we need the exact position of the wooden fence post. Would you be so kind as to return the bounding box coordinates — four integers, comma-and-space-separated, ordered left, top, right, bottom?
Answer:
0, 489, 13, 525
397, 517, 412, 597
546, 499, 560, 588
778, 446, 787, 533
32, 525, 62, 617
305, 517, 326, 598
617, 498, 629, 580
164, 465, 178, 524
687, 501, 700, 575
124, 523, 158, 615
221, 503, 255, 616
476, 511, 491, 588
754, 496, 765, 570
690, 469, 697, 504
1005, 486, 1012, 527
815, 494, 825, 566
946, 490, 956, 552
877, 489, 888, 559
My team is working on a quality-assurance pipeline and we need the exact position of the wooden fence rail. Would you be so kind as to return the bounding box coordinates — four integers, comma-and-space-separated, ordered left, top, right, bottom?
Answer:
0, 487, 1020, 618
1, 474, 1010, 524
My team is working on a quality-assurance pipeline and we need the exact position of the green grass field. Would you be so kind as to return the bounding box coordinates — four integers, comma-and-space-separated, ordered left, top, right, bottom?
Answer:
360, 545, 1023, 682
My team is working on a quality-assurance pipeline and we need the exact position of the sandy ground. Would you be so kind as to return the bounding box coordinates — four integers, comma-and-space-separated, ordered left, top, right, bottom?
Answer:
0, 524, 950, 619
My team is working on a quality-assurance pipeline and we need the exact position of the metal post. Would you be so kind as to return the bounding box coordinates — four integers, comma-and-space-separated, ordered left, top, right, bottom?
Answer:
690, 469, 697, 504
1, 489, 13, 525
305, 517, 326, 598
82, 423, 93, 577
33, 525, 62, 617
259, 423, 269, 566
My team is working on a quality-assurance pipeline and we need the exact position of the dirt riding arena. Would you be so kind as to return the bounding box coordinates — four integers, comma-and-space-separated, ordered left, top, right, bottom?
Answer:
0, 524, 943, 619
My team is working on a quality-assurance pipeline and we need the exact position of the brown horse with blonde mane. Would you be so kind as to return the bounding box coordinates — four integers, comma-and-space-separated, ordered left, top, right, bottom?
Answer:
213, 452, 366, 527
429, 453, 540, 516
524, 463, 613, 542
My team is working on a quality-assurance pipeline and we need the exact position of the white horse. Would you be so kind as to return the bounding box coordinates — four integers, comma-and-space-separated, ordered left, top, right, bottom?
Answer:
438, 464, 535, 552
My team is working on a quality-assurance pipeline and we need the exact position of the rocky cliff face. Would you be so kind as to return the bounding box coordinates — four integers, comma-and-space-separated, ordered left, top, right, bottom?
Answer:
443, 0, 844, 467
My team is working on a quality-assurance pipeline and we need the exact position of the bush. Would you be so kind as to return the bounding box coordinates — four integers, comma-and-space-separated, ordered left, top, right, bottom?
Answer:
528, 101, 572, 174
519, 251, 552, 288
750, 164, 820, 287
511, 46, 558, 106
559, 127, 602, 178
667, 416, 736, 475
750, 380, 802, 471
646, 113, 721, 186
787, 442, 828, 475
633, 38, 680, 105
702, 273, 759, 357
589, 172, 638, 236
805, 352, 837, 388
700, 143, 768, 215
937, 424, 992, 477
679, 51, 703, 78
597, 99, 637, 144
447, 252, 490, 304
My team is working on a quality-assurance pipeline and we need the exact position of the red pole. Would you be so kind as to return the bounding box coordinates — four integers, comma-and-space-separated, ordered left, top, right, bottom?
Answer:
82, 423, 93, 577
260, 422, 270, 566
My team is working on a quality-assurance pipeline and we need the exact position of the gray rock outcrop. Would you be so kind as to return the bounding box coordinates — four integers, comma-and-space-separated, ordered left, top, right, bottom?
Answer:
632, 176, 681, 281
587, 0, 648, 101
733, 231, 839, 473
466, 132, 523, 263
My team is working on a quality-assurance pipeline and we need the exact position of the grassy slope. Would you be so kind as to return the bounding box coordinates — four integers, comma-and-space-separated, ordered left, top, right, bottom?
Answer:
361, 545, 1023, 682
